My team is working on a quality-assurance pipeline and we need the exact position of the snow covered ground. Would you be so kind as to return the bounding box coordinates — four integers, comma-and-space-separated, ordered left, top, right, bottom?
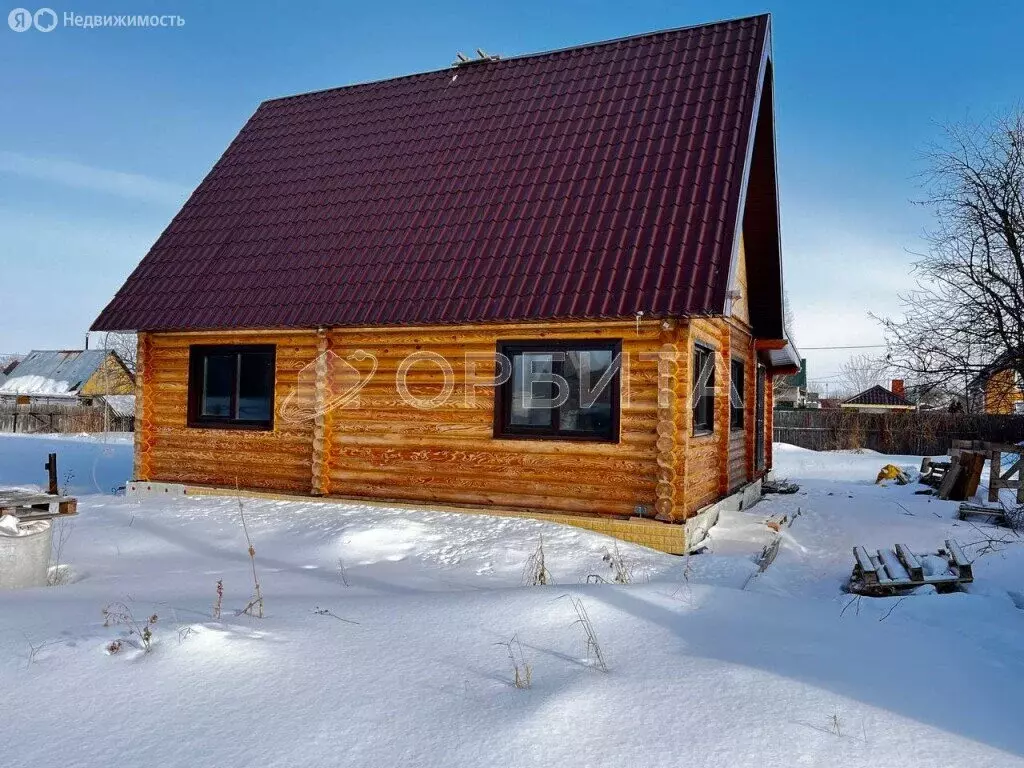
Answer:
2, 436, 1024, 767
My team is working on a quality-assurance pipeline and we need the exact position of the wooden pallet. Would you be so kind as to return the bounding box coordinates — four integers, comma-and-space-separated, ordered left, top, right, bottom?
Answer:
957, 502, 1014, 526
0, 489, 78, 520
850, 540, 973, 596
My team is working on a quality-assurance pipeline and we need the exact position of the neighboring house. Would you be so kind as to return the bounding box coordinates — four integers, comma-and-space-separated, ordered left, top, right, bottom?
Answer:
840, 381, 915, 414
969, 356, 1024, 415
92, 15, 798, 546
774, 357, 818, 409
0, 350, 135, 405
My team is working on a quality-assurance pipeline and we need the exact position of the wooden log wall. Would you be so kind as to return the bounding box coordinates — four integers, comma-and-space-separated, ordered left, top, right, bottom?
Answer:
729, 323, 755, 492
324, 321, 662, 517
682, 317, 732, 514
136, 330, 320, 493
135, 318, 771, 520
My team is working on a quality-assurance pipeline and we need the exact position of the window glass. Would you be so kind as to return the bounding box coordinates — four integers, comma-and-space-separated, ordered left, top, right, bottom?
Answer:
190, 346, 275, 428
730, 359, 745, 430
560, 350, 613, 432
201, 354, 235, 417
693, 345, 715, 433
238, 351, 274, 421
497, 343, 619, 441
510, 353, 554, 427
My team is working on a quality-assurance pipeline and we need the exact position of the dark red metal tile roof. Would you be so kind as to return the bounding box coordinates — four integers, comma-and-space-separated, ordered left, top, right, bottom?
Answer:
844, 385, 915, 407
93, 14, 771, 332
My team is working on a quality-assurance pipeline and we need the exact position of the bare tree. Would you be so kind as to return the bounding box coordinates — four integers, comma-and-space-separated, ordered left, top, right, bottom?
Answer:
834, 353, 892, 399
783, 291, 796, 343
876, 110, 1024, 411
89, 332, 137, 373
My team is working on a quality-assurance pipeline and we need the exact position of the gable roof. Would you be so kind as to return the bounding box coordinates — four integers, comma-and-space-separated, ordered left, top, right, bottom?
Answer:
842, 385, 914, 408
0, 350, 115, 397
92, 14, 782, 336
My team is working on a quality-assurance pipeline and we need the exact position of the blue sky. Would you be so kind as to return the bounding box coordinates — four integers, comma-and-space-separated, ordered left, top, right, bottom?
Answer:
2, 0, 1022, 383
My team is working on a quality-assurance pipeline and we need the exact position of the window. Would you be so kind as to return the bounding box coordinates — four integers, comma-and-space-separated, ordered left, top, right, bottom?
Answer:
188, 345, 275, 429
730, 359, 745, 430
692, 343, 715, 434
495, 340, 621, 442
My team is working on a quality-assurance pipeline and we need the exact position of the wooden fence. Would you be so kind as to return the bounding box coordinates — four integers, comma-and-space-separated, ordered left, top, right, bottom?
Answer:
773, 409, 1024, 456
0, 403, 134, 434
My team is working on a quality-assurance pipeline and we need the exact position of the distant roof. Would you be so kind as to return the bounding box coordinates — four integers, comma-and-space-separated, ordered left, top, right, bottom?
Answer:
100, 394, 136, 418
0, 350, 111, 397
92, 14, 784, 338
842, 384, 914, 408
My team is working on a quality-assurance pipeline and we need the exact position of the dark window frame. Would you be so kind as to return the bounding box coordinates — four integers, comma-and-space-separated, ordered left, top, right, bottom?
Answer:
493, 339, 621, 443
187, 344, 276, 431
692, 342, 715, 436
730, 357, 745, 431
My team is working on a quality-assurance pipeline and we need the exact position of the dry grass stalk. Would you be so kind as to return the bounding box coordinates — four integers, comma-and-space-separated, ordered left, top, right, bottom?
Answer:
212, 579, 223, 619
496, 633, 533, 689
102, 601, 158, 653
565, 596, 608, 672
602, 542, 632, 584
523, 535, 551, 586
236, 481, 264, 618
47, 516, 75, 586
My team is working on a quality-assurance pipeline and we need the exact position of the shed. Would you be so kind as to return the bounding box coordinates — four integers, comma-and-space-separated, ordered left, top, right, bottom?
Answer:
0, 350, 134, 405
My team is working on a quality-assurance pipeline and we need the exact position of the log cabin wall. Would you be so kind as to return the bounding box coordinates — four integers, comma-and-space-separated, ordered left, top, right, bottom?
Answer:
135, 330, 320, 493
728, 322, 755, 492
135, 318, 764, 521
323, 320, 664, 517
680, 317, 731, 516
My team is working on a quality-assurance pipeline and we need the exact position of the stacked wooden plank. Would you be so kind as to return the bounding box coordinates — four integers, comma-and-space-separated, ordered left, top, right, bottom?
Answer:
0, 489, 78, 521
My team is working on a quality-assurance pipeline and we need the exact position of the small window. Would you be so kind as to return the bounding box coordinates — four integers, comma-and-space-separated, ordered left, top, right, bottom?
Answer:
730, 359, 745, 430
693, 343, 715, 434
188, 345, 275, 429
495, 341, 620, 442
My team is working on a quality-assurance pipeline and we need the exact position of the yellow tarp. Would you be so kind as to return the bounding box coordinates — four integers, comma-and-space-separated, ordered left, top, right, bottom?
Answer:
875, 464, 909, 485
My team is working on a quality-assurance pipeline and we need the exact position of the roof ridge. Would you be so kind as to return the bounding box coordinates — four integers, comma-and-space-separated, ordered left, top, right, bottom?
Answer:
262, 13, 770, 106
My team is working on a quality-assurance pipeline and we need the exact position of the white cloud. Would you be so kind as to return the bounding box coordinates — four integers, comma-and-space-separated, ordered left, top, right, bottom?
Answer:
0, 150, 190, 206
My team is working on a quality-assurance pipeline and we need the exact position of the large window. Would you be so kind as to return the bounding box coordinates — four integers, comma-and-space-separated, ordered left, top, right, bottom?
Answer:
188, 345, 275, 429
693, 343, 715, 434
730, 358, 745, 430
495, 340, 621, 442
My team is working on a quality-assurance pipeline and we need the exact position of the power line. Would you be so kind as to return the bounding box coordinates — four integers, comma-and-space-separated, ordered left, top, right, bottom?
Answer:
799, 344, 888, 351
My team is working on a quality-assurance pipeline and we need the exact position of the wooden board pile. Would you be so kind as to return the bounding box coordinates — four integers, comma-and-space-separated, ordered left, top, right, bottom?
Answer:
0, 452, 79, 522
919, 440, 1023, 502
